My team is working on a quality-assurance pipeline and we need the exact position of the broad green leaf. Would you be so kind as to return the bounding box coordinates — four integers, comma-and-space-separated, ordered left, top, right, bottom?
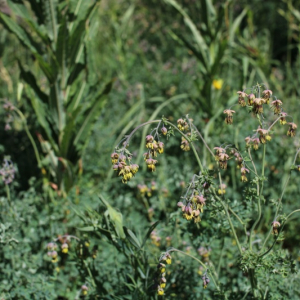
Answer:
73, 80, 113, 146
99, 194, 125, 239
18, 62, 48, 104
0, 12, 37, 53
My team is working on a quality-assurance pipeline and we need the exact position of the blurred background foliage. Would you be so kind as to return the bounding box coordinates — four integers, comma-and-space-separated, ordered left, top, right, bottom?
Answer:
1, 0, 300, 299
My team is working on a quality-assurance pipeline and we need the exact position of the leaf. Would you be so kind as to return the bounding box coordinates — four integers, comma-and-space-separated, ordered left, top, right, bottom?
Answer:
73, 80, 113, 146
18, 62, 48, 104
77, 226, 95, 232
125, 228, 141, 248
0, 12, 37, 53
99, 194, 125, 239
56, 16, 69, 84
141, 221, 159, 248
229, 8, 248, 44
163, 0, 209, 68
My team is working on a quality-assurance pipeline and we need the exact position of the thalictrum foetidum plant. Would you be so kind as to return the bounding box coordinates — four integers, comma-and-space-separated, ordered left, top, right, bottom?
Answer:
110, 83, 299, 298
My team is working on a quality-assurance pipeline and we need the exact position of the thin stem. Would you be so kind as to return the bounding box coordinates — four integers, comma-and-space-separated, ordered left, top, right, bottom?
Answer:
84, 260, 96, 288
260, 209, 300, 257
192, 123, 214, 157
213, 188, 243, 255
164, 120, 204, 172
260, 148, 300, 251
167, 248, 220, 291
249, 143, 265, 250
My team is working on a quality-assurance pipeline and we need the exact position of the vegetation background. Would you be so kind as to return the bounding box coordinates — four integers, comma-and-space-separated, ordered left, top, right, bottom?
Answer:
0, 0, 300, 299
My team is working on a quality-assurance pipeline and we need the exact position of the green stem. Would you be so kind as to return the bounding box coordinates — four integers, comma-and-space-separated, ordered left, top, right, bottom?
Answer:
260, 208, 300, 257
167, 248, 221, 292
260, 148, 300, 251
164, 120, 204, 172
84, 260, 96, 288
14, 108, 42, 168
249, 143, 265, 250
213, 188, 243, 255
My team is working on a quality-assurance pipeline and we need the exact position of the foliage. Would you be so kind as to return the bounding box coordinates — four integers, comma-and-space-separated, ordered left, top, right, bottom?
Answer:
1, 0, 300, 299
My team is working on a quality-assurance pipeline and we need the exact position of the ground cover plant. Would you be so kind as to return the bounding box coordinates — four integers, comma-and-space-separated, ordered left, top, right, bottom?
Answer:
1, 0, 300, 299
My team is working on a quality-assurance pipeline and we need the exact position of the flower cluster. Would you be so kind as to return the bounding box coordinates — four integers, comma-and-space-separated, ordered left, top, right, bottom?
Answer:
177, 192, 206, 223
180, 136, 190, 151
154, 252, 172, 296
137, 181, 157, 197
214, 147, 229, 170
287, 122, 297, 137
144, 134, 164, 172
81, 285, 89, 296
47, 243, 58, 263
3, 100, 14, 131
177, 118, 189, 131
150, 230, 161, 247
198, 247, 211, 262
111, 152, 139, 183
202, 272, 210, 289
0, 158, 15, 185
218, 183, 227, 195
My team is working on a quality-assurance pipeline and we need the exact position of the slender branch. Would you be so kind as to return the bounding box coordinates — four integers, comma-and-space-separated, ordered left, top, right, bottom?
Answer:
260, 209, 300, 257
260, 148, 300, 251
249, 143, 265, 250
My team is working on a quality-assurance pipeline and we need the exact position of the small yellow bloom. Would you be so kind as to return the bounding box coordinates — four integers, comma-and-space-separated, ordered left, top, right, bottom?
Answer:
212, 79, 223, 90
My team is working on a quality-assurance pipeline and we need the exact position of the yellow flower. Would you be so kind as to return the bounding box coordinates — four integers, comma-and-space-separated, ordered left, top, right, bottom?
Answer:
212, 79, 223, 90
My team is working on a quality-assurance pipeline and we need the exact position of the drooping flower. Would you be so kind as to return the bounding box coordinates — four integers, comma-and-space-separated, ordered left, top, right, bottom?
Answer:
223, 109, 236, 125
240, 166, 249, 182
271, 220, 281, 235
270, 99, 283, 115
237, 91, 247, 107
262, 89, 273, 104
287, 122, 297, 137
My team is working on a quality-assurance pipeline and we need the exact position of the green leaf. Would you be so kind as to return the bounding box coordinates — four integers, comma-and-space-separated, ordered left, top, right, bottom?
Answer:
141, 221, 159, 248
77, 226, 95, 232
0, 12, 37, 53
163, 0, 209, 68
99, 194, 125, 239
73, 80, 113, 146
125, 228, 141, 248
18, 62, 48, 104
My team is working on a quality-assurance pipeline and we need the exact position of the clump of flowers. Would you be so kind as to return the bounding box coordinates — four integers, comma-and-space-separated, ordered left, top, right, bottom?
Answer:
214, 147, 229, 170
47, 243, 58, 263
256, 127, 272, 144
111, 152, 139, 184
81, 285, 89, 296
177, 118, 189, 131
237, 91, 247, 107
46, 235, 80, 263
0, 157, 15, 185
150, 230, 161, 247
177, 175, 207, 223
218, 183, 227, 195
153, 252, 172, 296
198, 246, 211, 262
